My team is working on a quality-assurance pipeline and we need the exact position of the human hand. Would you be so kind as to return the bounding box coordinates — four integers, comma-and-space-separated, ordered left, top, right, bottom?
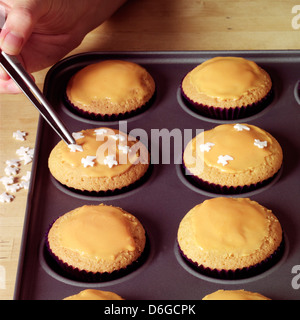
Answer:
0, 0, 126, 94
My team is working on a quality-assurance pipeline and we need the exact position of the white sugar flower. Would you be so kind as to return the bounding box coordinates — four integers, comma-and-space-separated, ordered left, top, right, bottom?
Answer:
0, 176, 14, 186
118, 144, 131, 154
110, 134, 126, 142
233, 124, 250, 131
20, 181, 30, 190
5, 183, 21, 193
5, 159, 20, 167
0, 192, 14, 203
68, 144, 83, 152
72, 132, 85, 140
5, 166, 19, 176
81, 156, 97, 168
254, 139, 268, 149
103, 155, 118, 168
21, 171, 31, 182
199, 142, 215, 152
94, 128, 108, 136
13, 130, 27, 141
19, 153, 33, 165
16, 146, 30, 156
217, 155, 234, 166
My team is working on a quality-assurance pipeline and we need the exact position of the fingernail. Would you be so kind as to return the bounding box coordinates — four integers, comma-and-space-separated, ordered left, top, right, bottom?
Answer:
1, 31, 23, 54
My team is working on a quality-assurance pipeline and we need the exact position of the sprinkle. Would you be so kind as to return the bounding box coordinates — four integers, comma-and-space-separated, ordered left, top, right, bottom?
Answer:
19, 153, 33, 165
234, 124, 250, 131
21, 171, 31, 182
94, 128, 108, 136
0, 192, 14, 203
217, 155, 234, 166
5, 159, 21, 167
0, 176, 14, 186
103, 155, 118, 168
118, 145, 131, 154
72, 132, 84, 140
110, 134, 126, 142
4, 166, 19, 176
199, 142, 215, 152
15, 147, 34, 163
1, 132, 34, 204
68, 144, 83, 152
26, 148, 34, 157
16, 146, 30, 156
81, 156, 97, 168
5, 183, 21, 193
254, 139, 268, 149
20, 181, 30, 190
13, 130, 27, 141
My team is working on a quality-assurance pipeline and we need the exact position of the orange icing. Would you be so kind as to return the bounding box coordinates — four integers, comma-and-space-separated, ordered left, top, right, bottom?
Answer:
194, 124, 273, 173
64, 289, 124, 300
191, 198, 269, 256
58, 205, 136, 261
62, 128, 140, 178
67, 60, 148, 105
189, 57, 268, 100
202, 290, 270, 300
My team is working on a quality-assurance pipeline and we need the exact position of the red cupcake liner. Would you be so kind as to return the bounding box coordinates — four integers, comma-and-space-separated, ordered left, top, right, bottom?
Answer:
182, 163, 281, 195
178, 237, 285, 280
44, 223, 150, 283
180, 84, 274, 120
64, 90, 156, 121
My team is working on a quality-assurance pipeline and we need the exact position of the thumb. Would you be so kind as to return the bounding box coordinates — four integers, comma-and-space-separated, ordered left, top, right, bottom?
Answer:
0, 2, 39, 55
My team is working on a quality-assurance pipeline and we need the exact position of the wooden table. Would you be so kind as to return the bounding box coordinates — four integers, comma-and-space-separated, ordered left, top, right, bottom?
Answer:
0, 0, 299, 300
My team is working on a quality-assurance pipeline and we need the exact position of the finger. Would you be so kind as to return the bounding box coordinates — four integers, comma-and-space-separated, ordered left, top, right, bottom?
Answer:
0, 65, 10, 81
0, 1, 39, 55
0, 69, 36, 94
0, 78, 21, 94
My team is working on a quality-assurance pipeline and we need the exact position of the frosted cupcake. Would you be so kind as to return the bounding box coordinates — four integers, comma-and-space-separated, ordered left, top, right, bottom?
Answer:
63, 289, 124, 300
46, 204, 147, 282
48, 127, 150, 195
181, 56, 273, 120
65, 60, 156, 120
202, 289, 271, 300
177, 197, 284, 280
182, 123, 282, 194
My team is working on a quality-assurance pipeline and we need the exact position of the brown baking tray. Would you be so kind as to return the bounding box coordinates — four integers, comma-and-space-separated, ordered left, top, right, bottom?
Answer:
14, 51, 300, 300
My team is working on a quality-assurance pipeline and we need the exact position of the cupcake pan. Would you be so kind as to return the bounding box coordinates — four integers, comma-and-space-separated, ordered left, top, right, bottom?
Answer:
14, 51, 300, 300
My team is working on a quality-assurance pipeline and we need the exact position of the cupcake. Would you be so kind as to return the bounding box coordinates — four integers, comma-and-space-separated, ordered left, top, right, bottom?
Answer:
177, 197, 284, 280
63, 289, 124, 300
181, 56, 273, 120
48, 127, 150, 195
46, 204, 147, 282
182, 123, 282, 194
202, 289, 271, 300
65, 60, 156, 120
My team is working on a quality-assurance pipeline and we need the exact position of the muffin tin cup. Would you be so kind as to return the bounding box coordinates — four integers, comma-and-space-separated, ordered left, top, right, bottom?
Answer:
51, 163, 154, 198
176, 238, 285, 281
180, 85, 274, 120
13, 51, 300, 300
174, 233, 289, 286
44, 229, 151, 283
64, 91, 157, 122
181, 164, 282, 195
